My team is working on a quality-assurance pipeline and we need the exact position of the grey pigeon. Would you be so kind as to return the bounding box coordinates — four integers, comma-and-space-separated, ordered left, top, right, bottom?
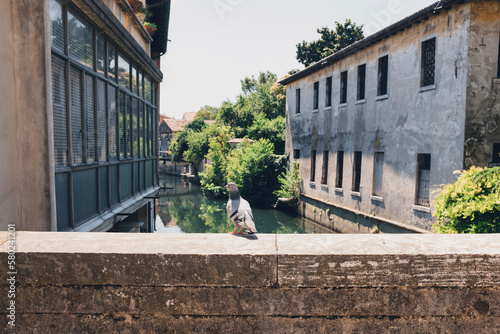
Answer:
225, 182, 257, 234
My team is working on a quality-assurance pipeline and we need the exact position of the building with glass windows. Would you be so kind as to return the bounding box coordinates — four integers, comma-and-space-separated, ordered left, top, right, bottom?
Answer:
0, 0, 170, 232
280, 0, 500, 233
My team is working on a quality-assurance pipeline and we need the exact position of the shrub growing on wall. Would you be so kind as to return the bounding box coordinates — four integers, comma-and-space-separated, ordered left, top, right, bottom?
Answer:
433, 167, 500, 233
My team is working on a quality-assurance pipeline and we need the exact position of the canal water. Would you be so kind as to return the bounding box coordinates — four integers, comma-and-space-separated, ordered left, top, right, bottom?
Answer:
155, 175, 334, 234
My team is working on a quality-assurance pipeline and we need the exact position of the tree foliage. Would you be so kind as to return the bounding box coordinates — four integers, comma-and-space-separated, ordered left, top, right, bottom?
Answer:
296, 20, 364, 67
274, 161, 302, 201
433, 167, 500, 233
195, 105, 218, 121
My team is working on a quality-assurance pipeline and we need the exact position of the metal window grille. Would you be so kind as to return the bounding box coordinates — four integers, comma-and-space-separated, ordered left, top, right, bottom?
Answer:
96, 36, 105, 75
357, 64, 366, 100
68, 11, 93, 69
325, 77, 332, 107
119, 92, 126, 159
109, 85, 118, 160
52, 56, 68, 167
352, 151, 362, 192
340, 71, 348, 104
421, 38, 436, 87
377, 56, 388, 96
313, 82, 319, 110
86, 74, 95, 163
132, 98, 139, 157
416, 154, 431, 207
97, 79, 107, 162
49, 0, 64, 52
296, 89, 301, 114
70, 68, 83, 164
321, 151, 329, 185
335, 151, 344, 188
310, 150, 316, 182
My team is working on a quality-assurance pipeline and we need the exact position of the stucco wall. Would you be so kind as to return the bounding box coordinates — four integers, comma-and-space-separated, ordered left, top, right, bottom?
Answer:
465, 0, 500, 168
0, 0, 53, 231
286, 4, 472, 231
1, 232, 499, 332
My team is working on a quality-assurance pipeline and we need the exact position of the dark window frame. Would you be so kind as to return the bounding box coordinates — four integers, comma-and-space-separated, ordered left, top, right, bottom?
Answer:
310, 149, 316, 182
340, 71, 348, 104
416, 154, 431, 207
293, 149, 300, 159
321, 150, 329, 185
325, 76, 332, 108
313, 82, 319, 110
295, 88, 301, 114
421, 37, 436, 87
335, 151, 344, 189
357, 64, 366, 101
377, 55, 389, 96
352, 151, 362, 192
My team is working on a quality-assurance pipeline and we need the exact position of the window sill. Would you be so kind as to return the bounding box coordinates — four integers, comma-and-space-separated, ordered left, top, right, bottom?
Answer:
309, 182, 316, 189
321, 184, 328, 191
338, 103, 348, 108
351, 191, 361, 198
375, 94, 389, 101
355, 99, 366, 105
412, 205, 431, 213
493, 78, 500, 85
312, 109, 319, 113
419, 84, 436, 92
324, 106, 332, 111
370, 195, 384, 203
335, 188, 343, 194
295, 113, 301, 117
488, 162, 500, 167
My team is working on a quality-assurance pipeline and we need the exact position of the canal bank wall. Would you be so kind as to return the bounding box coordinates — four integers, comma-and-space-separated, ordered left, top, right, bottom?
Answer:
1, 232, 499, 332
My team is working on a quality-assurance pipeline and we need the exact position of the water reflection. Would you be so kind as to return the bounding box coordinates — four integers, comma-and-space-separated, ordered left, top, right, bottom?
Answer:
155, 175, 334, 234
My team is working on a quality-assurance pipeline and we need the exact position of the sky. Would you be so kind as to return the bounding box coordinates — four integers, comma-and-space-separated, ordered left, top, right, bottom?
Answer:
160, 0, 438, 119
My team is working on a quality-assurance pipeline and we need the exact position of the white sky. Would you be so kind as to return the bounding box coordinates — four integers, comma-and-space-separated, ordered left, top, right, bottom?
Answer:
160, 0, 438, 119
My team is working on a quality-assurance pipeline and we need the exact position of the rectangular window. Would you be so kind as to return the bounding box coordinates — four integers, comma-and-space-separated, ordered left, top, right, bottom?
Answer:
67, 11, 93, 69
97, 79, 107, 162
86, 75, 96, 163
372, 152, 384, 197
335, 151, 344, 189
416, 154, 431, 207
340, 71, 348, 104
295, 88, 301, 114
325, 77, 332, 107
145, 76, 152, 102
421, 38, 436, 87
52, 56, 68, 167
352, 151, 362, 192
71, 68, 83, 165
132, 98, 139, 157
310, 150, 316, 182
357, 64, 366, 100
118, 54, 130, 90
109, 85, 118, 160
313, 82, 319, 110
321, 151, 329, 185
49, 0, 64, 52
119, 92, 126, 159
96, 36, 106, 75
293, 149, 300, 159
108, 45, 116, 80
377, 55, 389, 96
492, 143, 500, 163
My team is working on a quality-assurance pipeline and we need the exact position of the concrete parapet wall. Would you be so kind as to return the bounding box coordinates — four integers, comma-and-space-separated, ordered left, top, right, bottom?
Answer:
1, 232, 499, 333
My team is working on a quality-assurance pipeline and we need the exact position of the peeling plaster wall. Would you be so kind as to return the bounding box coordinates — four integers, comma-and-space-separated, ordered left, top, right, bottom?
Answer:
465, 0, 500, 168
286, 4, 472, 231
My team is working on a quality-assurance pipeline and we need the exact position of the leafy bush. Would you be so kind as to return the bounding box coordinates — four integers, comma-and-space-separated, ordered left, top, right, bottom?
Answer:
433, 167, 500, 233
274, 161, 301, 200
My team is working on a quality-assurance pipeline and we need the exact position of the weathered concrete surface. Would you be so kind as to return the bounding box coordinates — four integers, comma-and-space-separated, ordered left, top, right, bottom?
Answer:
1, 233, 499, 333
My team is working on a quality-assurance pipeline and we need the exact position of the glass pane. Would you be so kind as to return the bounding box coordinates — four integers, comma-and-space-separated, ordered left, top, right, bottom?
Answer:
52, 56, 68, 167
73, 169, 98, 225
70, 68, 83, 164
97, 79, 107, 162
108, 45, 116, 80
132, 98, 138, 157
118, 55, 130, 89
144, 76, 151, 103
119, 92, 126, 159
126, 96, 132, 158
109, 85, 118, 160
138, 71, 143, 98
50, 0, 64, 52
86, 75, 95, 163
131, 66, 137, 93
97, 35, 105, 74
139, 101, 144, 158
68, 11, 93, 68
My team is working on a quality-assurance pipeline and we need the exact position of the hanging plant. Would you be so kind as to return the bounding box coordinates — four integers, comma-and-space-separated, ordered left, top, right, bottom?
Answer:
143, 22, 157, 36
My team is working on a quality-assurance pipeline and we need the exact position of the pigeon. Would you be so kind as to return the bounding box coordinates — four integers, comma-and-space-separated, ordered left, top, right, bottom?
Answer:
225, 182, 258, 235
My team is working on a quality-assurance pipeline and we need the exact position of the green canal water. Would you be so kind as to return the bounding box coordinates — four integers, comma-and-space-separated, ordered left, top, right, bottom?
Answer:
154, 175, 334, 234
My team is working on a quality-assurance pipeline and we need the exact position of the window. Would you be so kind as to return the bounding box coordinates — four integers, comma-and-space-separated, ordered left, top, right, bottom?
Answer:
321, 151, 329, 185
295, 88, 301, 114
416, 154, 431, 207
67, 11, 93, 69
310, 150, 316, 182
421, 38, 436, 87
340, 71, 348, 104
352, 151, 362, 192
335, 151, 344, 188
357, 64, 366, 100
293, 149, 300, 159
86, 74, 96, 163
52, 56, 67, 167
377, 55, 389, 96
313, 82, 319, 110
372, 152, 384, 197
325, 77, 332, 107
492, 143, 500, 163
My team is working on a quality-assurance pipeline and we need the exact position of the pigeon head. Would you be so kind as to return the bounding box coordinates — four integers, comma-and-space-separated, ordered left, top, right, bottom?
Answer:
225, 182, 240, 197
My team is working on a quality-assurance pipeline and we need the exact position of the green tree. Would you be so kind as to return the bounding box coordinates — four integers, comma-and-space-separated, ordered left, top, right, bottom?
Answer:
296, 20, 364, 67
433, 167, 500, 233
195, 105, 218, 121
274, 161, 302, 201
247, 114, 285, 155
170, 120, 207, 163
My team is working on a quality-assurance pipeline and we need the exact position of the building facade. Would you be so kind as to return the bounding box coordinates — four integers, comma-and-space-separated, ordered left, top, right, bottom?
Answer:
0, 0, 170, 232
280, 0, 500, 232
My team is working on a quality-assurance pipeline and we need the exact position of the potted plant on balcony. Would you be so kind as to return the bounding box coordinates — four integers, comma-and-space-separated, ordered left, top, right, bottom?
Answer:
127, 0, 143, 12
143, 22, 157, 36
136, 5, 152, 23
